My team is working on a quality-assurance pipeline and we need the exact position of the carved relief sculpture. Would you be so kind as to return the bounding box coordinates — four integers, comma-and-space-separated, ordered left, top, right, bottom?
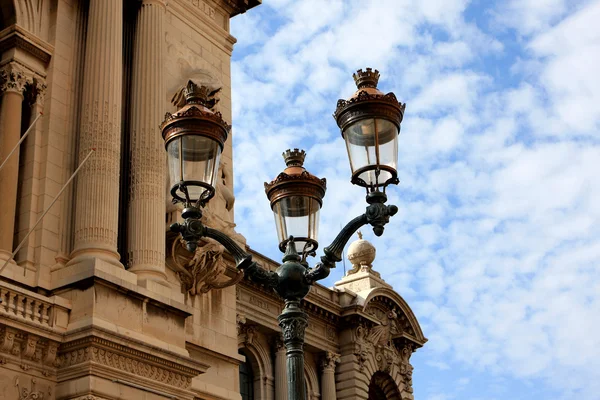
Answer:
170, 238, 243, 295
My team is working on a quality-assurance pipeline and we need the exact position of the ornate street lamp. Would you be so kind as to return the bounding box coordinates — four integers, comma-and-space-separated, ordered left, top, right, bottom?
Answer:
163, 69, 405, 400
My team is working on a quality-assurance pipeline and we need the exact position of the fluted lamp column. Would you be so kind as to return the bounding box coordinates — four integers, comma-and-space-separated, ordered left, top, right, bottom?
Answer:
320, 352, 339, 400
127, 0, 168, 283
69, 0, 123, 267
0, 63, 27, 265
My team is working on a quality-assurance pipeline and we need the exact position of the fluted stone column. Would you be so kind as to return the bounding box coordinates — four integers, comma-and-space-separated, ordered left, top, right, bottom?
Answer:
274, 336, 288, 400
321, 351, 340, 400
69, 0, 123, 267
0, 63, 27, 264
127, 0, 167, 283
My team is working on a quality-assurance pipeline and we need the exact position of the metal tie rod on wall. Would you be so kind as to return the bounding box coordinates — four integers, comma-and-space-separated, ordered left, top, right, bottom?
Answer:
0, 112, 43, 172
0, 148, 96, 279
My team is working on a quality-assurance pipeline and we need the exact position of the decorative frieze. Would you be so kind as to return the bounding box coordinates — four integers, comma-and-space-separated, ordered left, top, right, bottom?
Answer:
57, 336, 204, 389
0, 325, 60, 377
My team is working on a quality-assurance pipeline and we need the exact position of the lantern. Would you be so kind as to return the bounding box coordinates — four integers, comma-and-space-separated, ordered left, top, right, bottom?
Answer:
265, 149, 327, 255
161, 81, 231, 205
334, 68, 405, 192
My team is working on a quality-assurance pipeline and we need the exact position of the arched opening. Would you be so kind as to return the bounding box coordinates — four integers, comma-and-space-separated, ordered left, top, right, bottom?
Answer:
368, 371, 401, 400
238, 348, 255, 400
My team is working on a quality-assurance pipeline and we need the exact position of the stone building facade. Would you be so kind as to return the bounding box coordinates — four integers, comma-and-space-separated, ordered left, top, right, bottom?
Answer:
0, 1, 426, 399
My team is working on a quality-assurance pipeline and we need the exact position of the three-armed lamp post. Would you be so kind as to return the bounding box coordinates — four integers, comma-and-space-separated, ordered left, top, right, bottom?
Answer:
162, 68, 405, 400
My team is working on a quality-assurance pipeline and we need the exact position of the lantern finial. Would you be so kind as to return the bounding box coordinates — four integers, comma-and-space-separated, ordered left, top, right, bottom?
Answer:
353, 68, 380, 89
283, 148, 306, 167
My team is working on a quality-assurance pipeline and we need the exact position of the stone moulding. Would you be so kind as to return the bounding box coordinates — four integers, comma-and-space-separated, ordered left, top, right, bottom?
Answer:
0, 25, 54, 64
57, 336, 207, 389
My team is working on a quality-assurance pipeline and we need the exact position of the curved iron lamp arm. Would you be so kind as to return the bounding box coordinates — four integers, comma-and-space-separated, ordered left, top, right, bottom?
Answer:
305, 192, 398, 284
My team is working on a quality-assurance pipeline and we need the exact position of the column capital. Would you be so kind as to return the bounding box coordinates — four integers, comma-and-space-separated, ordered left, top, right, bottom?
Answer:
322, 351, 340, 371
0, 63, 28, 96
25, 78, 47, 107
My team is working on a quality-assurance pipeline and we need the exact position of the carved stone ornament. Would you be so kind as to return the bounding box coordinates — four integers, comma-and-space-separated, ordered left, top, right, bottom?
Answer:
236, 314, 247, 336
352, 306, 416, 393
24, 79, 47, 107
241, 324, 257, 346
170, 237, 243, 295
367, 309, 401, 348
322, 351, 340, 371
15, 377, 45, 400
57, 337, 202, 389
279, 316, 308, 343
0, 63, 28, 94
273, 335, 285, 352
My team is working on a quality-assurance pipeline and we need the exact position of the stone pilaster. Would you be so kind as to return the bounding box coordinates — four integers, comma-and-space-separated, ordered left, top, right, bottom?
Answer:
274, 336, 288, 400
69, 0, 123, 267
321, 351, 340, 400
0, 63, 27, 264
127, 0, 167, 283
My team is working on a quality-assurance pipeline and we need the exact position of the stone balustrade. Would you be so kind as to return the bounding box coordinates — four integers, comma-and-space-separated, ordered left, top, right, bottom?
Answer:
0, 281, 70, 332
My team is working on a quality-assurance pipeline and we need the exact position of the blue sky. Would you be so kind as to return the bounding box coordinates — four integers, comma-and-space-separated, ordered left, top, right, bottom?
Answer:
229, 1, 600, 399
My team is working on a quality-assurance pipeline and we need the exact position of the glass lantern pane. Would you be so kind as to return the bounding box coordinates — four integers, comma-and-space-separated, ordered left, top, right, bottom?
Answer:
272, 196, 321, 253
166, 135, 222, 201
343, 118, 399, 186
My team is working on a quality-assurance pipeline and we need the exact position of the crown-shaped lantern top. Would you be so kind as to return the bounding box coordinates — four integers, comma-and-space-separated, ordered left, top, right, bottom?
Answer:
283, 148, 306, 167
353, 68, 380, 89
183, 80, 221, 109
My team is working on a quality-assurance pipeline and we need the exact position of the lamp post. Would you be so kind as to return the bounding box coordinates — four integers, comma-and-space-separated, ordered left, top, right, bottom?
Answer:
163, 68, 405, 400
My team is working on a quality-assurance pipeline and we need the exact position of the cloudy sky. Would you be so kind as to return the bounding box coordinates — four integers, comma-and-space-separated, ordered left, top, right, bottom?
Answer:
229, 1, 600, 399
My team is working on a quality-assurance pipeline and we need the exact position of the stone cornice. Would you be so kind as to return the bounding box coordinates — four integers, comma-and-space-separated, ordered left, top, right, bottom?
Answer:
0, 25, 54, 64
221, 0, 261, 17
58, 334, 209, 389
169, 0, 236, 54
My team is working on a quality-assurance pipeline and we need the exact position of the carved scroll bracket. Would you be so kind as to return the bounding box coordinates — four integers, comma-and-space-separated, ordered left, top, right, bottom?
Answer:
169, 237, 243, 295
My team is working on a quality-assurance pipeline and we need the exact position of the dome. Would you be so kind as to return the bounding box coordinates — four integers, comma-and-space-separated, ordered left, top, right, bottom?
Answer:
347, 231, 376, 268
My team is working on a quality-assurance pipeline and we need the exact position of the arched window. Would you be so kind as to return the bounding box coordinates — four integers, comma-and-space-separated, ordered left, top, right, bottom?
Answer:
239, 349, 255, 400
368, 371, 401, 400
